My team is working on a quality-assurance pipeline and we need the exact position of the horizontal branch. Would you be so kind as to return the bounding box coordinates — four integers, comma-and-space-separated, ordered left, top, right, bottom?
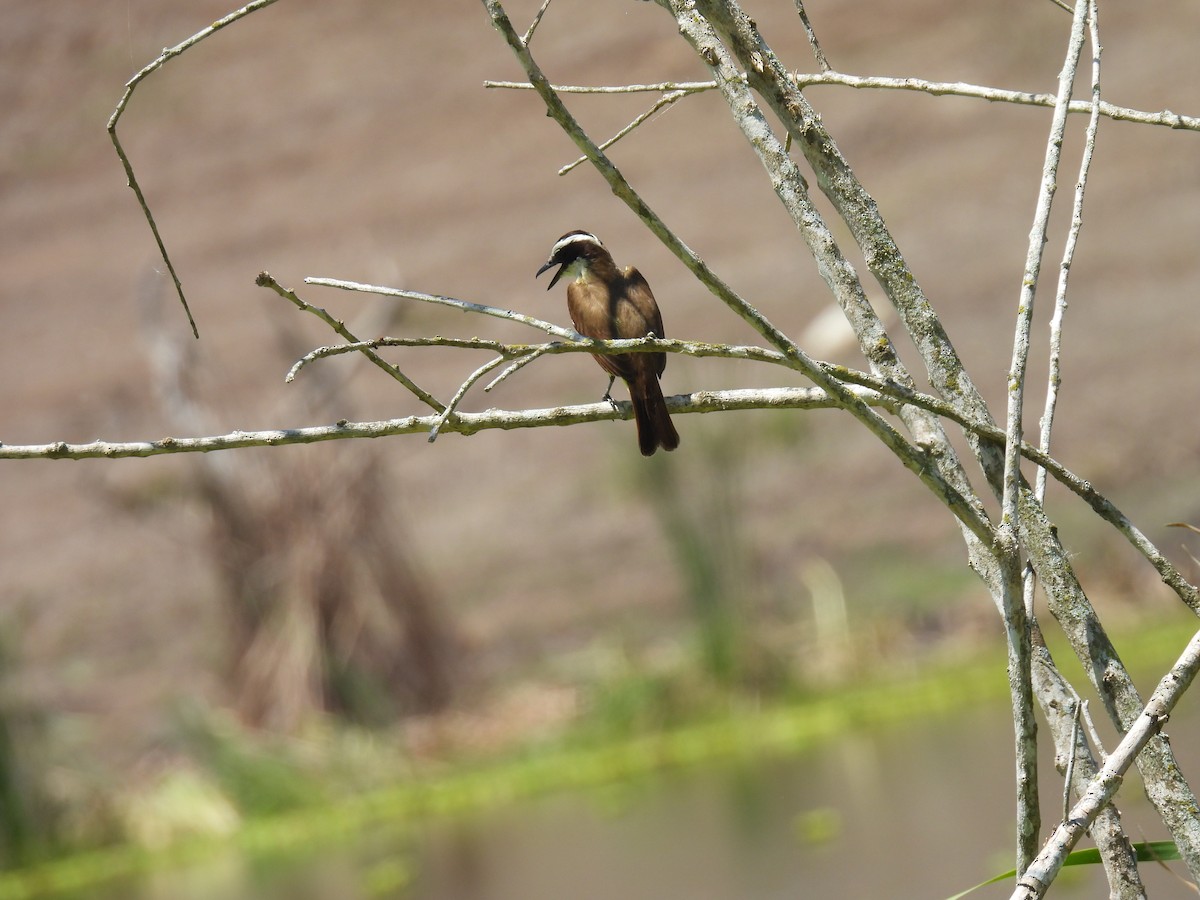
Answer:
485, 70, 1200, 132
484, 79, 716, 94
303, 277, 577, 340
286, 334, 800, 383
0, 387, 859, 460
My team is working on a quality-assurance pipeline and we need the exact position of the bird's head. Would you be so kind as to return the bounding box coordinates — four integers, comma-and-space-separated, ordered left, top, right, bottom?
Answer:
535, 230, 605, 290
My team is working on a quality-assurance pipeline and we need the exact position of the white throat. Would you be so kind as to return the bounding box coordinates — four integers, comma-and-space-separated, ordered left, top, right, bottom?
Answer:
561, 256, 592, 283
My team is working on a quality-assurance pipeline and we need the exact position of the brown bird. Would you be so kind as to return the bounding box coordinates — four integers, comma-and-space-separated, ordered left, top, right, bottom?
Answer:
536, 230, 680, 456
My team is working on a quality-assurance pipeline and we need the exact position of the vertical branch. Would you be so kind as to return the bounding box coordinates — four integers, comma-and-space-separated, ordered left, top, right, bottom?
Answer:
1020, 12, 1103, 847
1003, 0, 1089, 544
998, 0, 1090, 872
999, 554, 1039, 873
1032, 0, 1103, 507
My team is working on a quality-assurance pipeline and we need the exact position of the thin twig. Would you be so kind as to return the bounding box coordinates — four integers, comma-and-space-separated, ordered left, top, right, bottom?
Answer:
792, 0, 830, 71
288, 335, 714, 381
485, 71, 1200, 132
256, 273, 444, 412
1063, 700, 1081, 821
1034, 0, 1102, 504
428, 355, 510, 442
304, 277, 577, 340
560, 90, 689, 175
107, 0, 284, 338
1081, 700, 1107, 762
778, 71, 1200, 132
485, 348, 548, 392
998, 549, 1039, 874
484, 78, 715, 93
522, 0, 554, 45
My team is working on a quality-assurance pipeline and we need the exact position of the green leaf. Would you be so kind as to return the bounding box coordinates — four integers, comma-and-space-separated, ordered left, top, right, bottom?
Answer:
944, 868, 1013, 900
945, 841, 1180, 900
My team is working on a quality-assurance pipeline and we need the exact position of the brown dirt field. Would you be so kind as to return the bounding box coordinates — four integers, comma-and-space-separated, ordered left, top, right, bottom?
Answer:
2, 0, 1200, 764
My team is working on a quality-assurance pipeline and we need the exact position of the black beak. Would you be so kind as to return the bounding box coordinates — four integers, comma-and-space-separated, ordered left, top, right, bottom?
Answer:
535, 260, 563, 290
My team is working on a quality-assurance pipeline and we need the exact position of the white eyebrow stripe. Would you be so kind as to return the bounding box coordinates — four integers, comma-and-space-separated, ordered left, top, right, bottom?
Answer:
551, 232, 603, 255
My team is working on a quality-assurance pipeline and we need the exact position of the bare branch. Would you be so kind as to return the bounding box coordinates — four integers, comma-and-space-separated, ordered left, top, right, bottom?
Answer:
1033, 0, 1103, 503
108, 0, 284, 338
257, 272, 444, 412
793, 0, 831, 72
288, 335, 806, 384
0, 386, 865, 460
484, 78, 715, 94
559, 90, 690, 175
1014, 627, 1200, 899
522, 0, 554, 45
485, 347, 551, 392
1022, 0, 1103, 656
1004, 0, 1089, 532
999, 0, 1090, 871
485, 72, 1200, 132
428, 354, 511, 442
303, 276, 577, 340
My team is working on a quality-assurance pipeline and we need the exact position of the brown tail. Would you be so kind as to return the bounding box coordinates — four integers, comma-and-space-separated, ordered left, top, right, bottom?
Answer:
630, 374, 680, 457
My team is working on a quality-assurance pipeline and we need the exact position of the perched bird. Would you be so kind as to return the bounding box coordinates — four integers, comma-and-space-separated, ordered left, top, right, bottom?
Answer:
536, 230, 680, 456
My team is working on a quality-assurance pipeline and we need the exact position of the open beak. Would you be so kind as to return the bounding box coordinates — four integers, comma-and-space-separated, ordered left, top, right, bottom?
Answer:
535, 260, 563, 290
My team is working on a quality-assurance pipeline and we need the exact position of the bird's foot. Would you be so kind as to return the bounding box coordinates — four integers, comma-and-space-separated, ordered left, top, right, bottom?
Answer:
601, 375, 619, 409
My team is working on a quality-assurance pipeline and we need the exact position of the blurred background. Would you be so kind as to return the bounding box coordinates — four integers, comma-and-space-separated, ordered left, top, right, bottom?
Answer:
2, 0, 1200, 896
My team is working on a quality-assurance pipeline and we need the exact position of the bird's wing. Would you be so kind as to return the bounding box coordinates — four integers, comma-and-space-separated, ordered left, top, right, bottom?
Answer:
623, 266, 667, 378
623, 267, 665, 340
